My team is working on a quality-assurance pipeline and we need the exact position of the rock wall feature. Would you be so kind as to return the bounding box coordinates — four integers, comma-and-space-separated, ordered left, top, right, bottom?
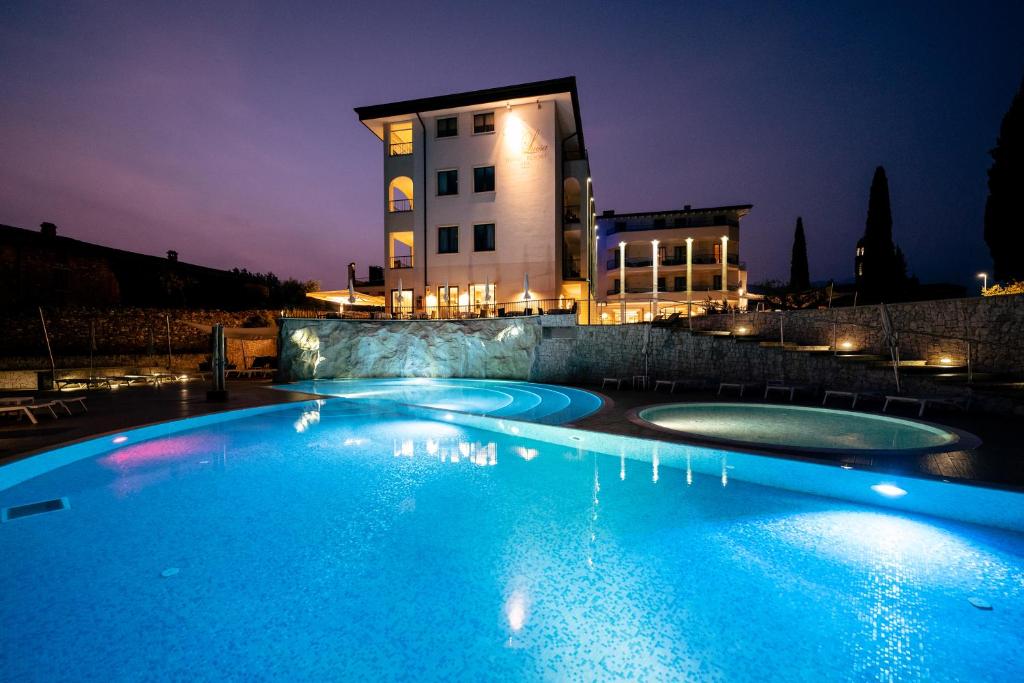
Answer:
278, 318, 543, 380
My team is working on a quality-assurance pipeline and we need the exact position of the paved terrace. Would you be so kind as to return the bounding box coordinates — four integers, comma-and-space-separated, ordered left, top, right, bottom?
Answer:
1, 379, 1022, 490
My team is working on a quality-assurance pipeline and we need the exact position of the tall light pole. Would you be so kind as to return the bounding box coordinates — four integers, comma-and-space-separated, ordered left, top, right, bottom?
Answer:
977, 272, 988, 294
619, 241, 627, 323
651, 239, 660, 319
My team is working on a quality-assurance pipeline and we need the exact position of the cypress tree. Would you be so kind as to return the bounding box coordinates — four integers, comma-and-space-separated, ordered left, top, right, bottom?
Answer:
789, 217, 810, 291
985, 76, 1024, 281
861, 166, 896, 301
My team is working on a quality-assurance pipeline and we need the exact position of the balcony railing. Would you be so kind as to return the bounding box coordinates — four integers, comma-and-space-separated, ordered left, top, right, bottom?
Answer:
390, 255, 413, 269
389, 141, 412, 156
606, 256, 744, 269
389, 198, 413, 213
607, 284, 742, 295
563, 205, 581, 224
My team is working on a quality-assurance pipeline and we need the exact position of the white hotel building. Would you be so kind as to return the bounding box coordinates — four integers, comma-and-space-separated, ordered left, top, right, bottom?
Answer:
355, 77, 596, 319
596, 205, 752, 323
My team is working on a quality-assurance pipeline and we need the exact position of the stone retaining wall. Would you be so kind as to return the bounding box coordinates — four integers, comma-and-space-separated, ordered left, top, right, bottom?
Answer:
686, 295, 1024, 372
1, 306, 277, 357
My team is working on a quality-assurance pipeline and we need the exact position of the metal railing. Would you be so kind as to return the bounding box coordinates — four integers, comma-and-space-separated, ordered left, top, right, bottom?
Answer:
390, 255, 413, 269
389, 141, 412, 156
425, 298, 575, 320
389, 198, 413, 213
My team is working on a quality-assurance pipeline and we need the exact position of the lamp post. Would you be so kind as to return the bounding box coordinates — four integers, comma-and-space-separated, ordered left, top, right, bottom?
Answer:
720, 235, 729, 294
977, 272, 988, 294
651, 239, 659, 318
619, 241, 626, 323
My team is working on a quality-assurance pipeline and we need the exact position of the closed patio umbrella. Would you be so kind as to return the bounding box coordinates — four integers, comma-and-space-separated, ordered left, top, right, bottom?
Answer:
523, 273, 531, 300
880, 303, 901, 393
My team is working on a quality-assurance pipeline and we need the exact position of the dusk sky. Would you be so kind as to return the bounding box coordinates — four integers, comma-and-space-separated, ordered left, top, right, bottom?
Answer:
2, 1, 1022, 290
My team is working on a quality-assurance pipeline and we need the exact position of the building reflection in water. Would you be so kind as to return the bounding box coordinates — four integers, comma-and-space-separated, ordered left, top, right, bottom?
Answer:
390, 435, 499, 466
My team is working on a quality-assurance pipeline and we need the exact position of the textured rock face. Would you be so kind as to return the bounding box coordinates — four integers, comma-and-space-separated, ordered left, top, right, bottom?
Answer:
279, 318, 543, 380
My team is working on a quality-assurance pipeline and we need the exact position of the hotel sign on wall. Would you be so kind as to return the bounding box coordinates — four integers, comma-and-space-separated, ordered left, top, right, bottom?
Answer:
503, 115, 549, 169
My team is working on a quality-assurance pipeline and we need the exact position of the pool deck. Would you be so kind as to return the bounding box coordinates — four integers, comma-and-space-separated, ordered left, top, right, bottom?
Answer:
2, 379, 1022, 490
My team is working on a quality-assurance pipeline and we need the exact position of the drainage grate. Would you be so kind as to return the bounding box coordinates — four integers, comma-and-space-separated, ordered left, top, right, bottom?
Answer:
1, 497, 69, 522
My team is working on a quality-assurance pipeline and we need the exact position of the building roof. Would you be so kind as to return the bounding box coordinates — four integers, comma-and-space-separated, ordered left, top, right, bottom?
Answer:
355, 76, 586, 155
598, 204, 753, 220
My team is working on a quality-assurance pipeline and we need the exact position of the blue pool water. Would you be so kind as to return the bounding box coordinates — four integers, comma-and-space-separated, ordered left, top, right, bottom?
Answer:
638, 403, 970, 454
278, 377, 604, 424
2, 398, 1023, 681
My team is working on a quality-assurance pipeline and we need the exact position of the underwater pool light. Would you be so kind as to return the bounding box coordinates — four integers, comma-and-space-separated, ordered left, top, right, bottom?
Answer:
871, 483, 907, 498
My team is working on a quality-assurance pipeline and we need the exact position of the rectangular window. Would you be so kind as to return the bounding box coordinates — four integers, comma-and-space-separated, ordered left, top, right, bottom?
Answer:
437, 226, 458, 254
653, 218, 666, 228
673, 246, 684, 261
473, 112, 495, 134
474, 223, 495, 252
473, 166, 495, 193
657, 277, 665, 292
437, 169, 458, 196
674, 276, 686, 291
713, 274, 722, 289
436, 116, 458, 138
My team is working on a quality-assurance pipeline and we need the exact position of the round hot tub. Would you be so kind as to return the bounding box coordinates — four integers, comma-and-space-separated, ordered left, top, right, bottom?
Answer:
634, 402, 979, 455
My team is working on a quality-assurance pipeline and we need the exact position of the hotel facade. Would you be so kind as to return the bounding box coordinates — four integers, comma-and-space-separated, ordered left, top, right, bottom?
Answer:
596, 205, 752, 323
355, 77, 595, 319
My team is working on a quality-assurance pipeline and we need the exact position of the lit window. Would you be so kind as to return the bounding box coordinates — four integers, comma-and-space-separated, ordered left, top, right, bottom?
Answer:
438, 226, 459, 254
473, 112, 495, 134
474, 223, 495, 252
436, 117, 457, 138
474, 166, 495, 193
389, 122, 413, 156
437, 169, 458, 196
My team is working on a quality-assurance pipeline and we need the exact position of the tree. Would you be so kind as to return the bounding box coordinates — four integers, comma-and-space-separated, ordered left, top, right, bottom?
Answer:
859, 165, 903, 302
985, 76, 1024, 281
789, 217, 810, 291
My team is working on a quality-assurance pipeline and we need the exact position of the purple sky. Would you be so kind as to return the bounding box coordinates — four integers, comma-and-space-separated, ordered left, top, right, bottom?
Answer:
2, 1, 1022, 290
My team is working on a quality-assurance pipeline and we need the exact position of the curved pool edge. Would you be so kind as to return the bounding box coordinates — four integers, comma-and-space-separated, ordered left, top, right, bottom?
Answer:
3, 391, 1022, 533
626, 403, 983, 458
269, 378, 612, 426
0, 401, 321, 493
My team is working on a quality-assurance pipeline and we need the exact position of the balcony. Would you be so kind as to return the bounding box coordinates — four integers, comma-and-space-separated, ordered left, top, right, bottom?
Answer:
389, 198, 413, 213
390, 255, 413, 269
389, 141, 412, 156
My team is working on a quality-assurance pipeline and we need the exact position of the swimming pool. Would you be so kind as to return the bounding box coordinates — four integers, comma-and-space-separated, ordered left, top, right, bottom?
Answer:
1, 397, 1022, 680
278, 377, 604, 424
635, 402, 978, 455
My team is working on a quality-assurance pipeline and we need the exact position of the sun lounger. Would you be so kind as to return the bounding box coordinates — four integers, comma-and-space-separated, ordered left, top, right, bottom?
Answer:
764, 383, 817, 401
883, 394, 971, 417
0, 401, 59, 424
601, 377, 625, 390
54, 397, 88, 415
718, 381, 761, 397
822, 390, 884, 408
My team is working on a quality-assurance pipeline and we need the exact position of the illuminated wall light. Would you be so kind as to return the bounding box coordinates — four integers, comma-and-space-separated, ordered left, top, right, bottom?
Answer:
940, 357, 953, 365
840, 340, 854, 350
871, 483, 907, 498
736, 326, 748, 335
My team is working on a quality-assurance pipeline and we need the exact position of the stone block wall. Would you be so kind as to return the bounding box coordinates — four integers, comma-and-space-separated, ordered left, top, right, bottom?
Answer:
686, 295, 1024, 372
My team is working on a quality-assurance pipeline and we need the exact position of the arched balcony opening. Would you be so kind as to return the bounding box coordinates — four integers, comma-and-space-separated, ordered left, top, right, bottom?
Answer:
388, 176, 414, 213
